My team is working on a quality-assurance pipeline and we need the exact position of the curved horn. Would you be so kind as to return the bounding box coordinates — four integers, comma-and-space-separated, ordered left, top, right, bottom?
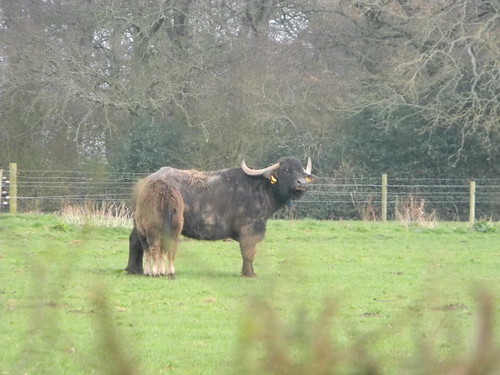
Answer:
241, 160, 281, 176
304, 157, 312, 174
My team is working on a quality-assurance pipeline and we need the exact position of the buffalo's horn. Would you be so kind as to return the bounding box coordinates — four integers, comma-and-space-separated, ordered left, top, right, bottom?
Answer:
241, 160, 281, 176
304, 157, 312, 175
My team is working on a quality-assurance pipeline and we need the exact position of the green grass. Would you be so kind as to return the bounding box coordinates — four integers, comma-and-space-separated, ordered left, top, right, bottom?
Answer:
0, 214, 499, 374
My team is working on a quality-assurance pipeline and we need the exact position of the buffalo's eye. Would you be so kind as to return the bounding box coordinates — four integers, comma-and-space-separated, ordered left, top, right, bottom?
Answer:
283, 168, 290, 174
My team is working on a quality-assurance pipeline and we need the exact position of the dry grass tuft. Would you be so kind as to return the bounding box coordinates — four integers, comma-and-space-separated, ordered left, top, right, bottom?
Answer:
59, 201, 133, 228
237, 298, 381, 375
360, 194, 378, 221
90, 285, 140, 375
395, 195, 438, 228
236, 293, 499, 375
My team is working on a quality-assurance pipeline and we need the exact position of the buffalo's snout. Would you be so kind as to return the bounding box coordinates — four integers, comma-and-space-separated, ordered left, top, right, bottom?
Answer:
293, 177, 310, 191
297, 177, 308, 185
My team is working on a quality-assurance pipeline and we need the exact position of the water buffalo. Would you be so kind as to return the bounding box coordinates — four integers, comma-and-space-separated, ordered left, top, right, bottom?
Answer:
125, 156, 316, 277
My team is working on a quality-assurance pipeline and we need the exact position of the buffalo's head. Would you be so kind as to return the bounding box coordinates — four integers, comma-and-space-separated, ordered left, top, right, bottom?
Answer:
241, 157, 316, 202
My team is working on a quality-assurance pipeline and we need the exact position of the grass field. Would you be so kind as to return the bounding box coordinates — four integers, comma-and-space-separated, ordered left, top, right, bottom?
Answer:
0, 214, 499, 374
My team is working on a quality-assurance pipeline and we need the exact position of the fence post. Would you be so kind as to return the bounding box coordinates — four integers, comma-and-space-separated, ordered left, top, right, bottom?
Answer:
9, 163, 17, 214
381, 173, 387, 222
469, 180, 475, 227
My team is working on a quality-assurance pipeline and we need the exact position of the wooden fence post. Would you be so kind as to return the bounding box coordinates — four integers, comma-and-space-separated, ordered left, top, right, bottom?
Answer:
469, 180, 476, 227
381, 173, 387, 222
9, 163, 17, 214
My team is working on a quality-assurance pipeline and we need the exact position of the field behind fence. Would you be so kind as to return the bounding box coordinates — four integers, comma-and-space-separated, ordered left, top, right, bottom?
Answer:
1, 164, 500, 221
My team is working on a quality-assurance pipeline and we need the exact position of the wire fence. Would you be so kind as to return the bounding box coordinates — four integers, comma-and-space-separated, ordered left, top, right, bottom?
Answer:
1, 168, 500, 221
290, 177, 500, 221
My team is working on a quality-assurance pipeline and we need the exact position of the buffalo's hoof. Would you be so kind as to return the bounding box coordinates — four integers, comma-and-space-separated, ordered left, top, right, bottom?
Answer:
125, 267, 143, 275
167, 273, 176, 280
241, 272, 257, 278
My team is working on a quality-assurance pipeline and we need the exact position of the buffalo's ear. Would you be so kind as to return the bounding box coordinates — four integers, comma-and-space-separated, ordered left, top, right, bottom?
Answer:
305, 174, 317, 183
265, 173, 278, 184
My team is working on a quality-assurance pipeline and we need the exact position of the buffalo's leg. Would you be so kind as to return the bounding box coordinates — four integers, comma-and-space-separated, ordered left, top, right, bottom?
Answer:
157, 235, 167, 276
164, 202, 184, 279
159, 232, 179, 279
159, 252, 167, 276
239, 239, 257, 277
166, 238, 178, 279
143, 249, 153, 276
150, 239, 163, 277
126, 227, 144, 274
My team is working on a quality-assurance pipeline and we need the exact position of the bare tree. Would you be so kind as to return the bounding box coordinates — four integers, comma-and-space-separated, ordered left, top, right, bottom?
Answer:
1, 0, 498, 175
1, 0, 317, 169
344, 0, 500, 161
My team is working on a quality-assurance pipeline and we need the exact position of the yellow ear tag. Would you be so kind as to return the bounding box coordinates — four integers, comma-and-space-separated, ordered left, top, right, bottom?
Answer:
306, 176, 312, 183
270, 175, 278, 184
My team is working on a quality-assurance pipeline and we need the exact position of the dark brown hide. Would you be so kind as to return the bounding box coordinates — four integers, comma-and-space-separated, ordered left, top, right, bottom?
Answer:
127, 157, 315, 277
133, 179, 184, 277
